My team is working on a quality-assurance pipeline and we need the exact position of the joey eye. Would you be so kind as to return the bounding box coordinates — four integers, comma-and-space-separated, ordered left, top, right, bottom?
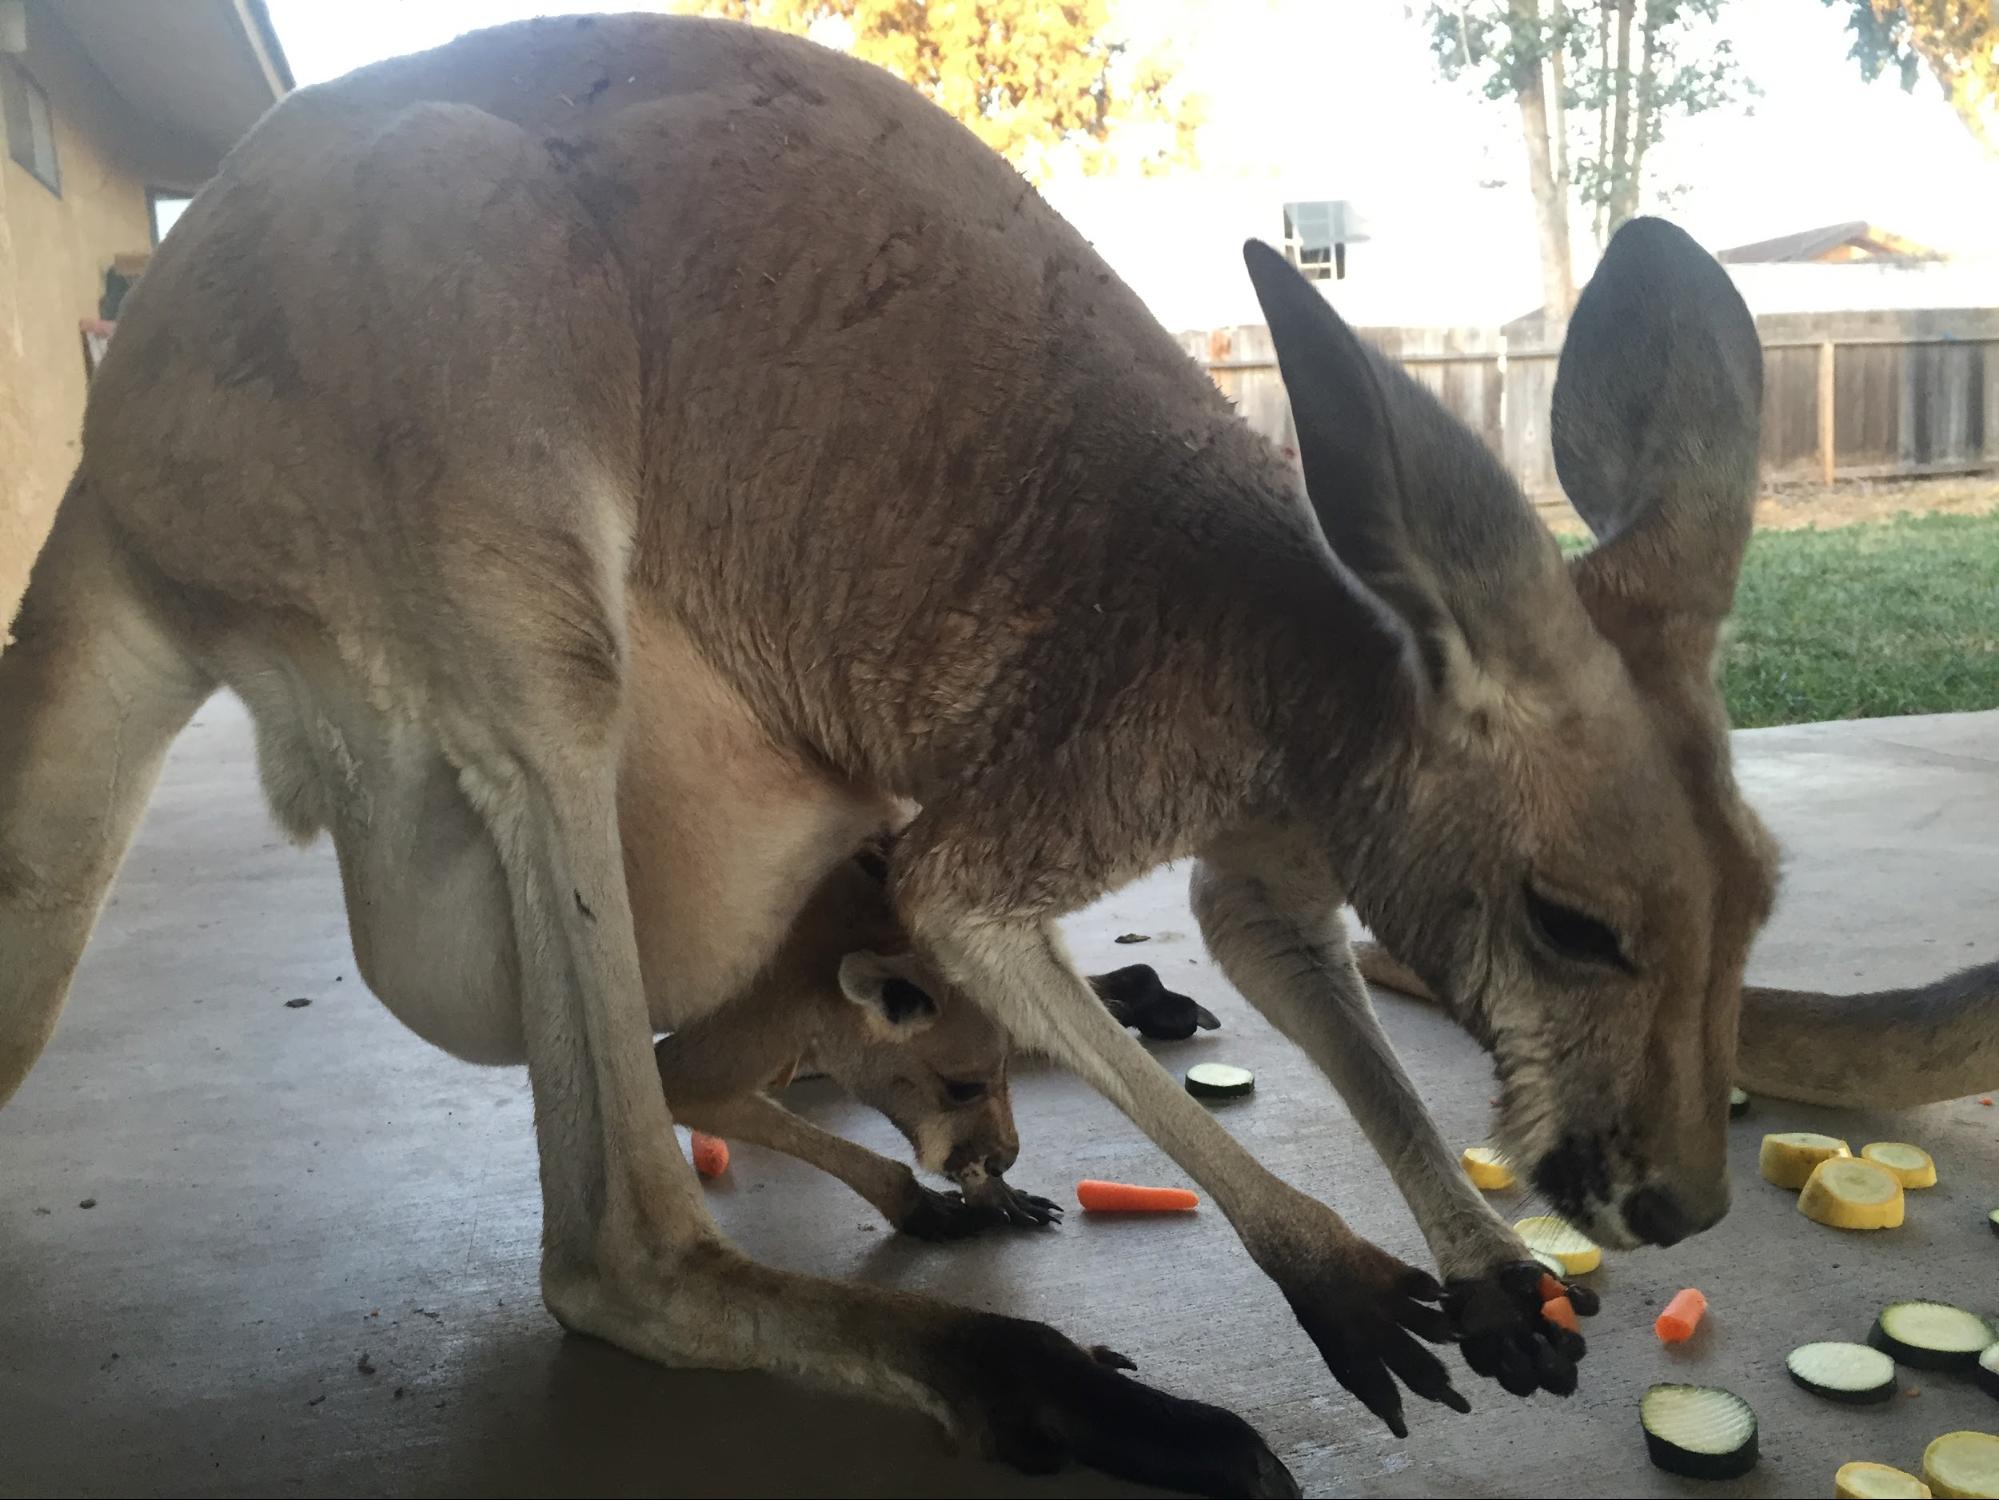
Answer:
941, 1078, 988, 1105
1525, 885, 1631, 971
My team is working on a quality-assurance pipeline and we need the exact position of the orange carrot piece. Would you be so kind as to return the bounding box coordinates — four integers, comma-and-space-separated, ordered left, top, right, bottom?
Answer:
1540, 1295, 1580, 1334
1076, 1179, 1199, 1212
1654, 1287, 1708, 1344
690, 1131, 730, 1179
1537, 1272, 1566, 1305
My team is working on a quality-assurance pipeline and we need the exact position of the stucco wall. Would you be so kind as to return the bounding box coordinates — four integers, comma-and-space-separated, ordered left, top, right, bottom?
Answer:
1, 13, 157, 637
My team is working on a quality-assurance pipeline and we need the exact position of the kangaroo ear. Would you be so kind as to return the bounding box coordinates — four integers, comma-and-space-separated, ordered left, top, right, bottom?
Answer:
837, 950, 938, 1036
1242, 239, 1571, 705
1553, 217, 1763, 637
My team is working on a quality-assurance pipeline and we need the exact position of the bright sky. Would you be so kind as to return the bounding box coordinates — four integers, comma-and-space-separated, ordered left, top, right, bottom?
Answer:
263, 0, 1999, 323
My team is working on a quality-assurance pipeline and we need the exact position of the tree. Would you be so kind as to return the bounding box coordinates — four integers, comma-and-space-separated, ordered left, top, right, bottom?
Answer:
1427, 1, 1752, 318
677, 0, 1201, 181
1830, 1, 1998, 156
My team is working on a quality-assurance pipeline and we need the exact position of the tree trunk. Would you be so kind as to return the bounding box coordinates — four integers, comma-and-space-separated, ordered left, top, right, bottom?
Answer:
1613, 0, 1658, 229
1607, 0, 1634, 230
1510, 0, 1576, 318
1594, 1, 1611, 244
1548, 14, 1570, 199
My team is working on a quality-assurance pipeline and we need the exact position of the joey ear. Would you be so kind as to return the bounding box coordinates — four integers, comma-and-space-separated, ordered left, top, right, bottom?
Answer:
1242, 239, 1568, 702
837, 950, 938, 1035
1553, 217, 1762, 633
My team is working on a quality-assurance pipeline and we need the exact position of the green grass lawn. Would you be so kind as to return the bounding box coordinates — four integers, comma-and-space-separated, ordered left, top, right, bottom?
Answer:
1567, 512, 1999, 729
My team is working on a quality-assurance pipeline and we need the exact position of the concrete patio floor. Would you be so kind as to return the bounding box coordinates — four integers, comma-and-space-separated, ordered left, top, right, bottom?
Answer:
2, 698, 1995, 1498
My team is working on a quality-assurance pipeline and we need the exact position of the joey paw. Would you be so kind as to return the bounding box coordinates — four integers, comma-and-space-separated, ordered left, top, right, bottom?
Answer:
895, 1184, 997, 1241
965, 1176, 1065, 1228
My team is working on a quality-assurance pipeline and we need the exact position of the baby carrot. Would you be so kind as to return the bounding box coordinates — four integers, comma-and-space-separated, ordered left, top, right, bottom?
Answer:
1537, 1272, 1567, 1305
1076, 1179, 1200, 1212
690, 1130, 730, 1179
1654, 1287, 1708, 1344
1541, 1295, 1580, 1334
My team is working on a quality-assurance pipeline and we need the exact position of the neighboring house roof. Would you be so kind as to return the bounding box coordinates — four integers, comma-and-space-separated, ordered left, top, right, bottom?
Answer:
52, 0, 291, 164
1716, 221, 1944, 264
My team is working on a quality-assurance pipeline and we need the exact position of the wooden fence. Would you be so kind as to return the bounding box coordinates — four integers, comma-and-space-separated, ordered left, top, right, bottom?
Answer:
1180, 308, 1999, 503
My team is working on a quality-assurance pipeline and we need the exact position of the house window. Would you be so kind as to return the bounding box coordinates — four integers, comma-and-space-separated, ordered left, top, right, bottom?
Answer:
149, 189, 194, 245
1282, 200, 1367, 282
1, 58, 59, 196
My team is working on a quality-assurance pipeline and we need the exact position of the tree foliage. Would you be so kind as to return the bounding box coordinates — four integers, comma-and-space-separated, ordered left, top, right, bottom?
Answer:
678, 0, 1201, 180
1830, 1, 1998, 155
1426, 1, 1754, 314
1430, 1, 1750, 239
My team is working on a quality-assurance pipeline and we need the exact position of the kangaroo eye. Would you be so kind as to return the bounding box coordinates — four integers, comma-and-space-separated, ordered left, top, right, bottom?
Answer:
941, 1078, 987, 1105
1525, 885, 1631, 971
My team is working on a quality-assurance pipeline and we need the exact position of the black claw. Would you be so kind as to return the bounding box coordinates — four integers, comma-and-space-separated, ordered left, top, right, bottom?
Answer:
930, 1314, 1296, 1498
1089, 1344, 1139, 1371
1533, 1339, 1578, 1397
1460, 1334, 1500, 1379
1395, 1301, 1454, 1344
1401, 1268, 1445, 1303
1566, 1283, 1601, 1318
1496, 1345, 1539, 1397
1333, 1361, 1408, 1439
1381, 1328, 1465, 1411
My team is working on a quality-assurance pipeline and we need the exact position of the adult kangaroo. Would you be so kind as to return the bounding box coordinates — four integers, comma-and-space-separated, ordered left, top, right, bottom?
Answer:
0, 15, 1775, 1494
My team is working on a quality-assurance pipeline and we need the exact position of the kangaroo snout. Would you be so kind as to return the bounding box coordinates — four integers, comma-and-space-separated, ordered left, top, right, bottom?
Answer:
1620, 1183, 1724, 1248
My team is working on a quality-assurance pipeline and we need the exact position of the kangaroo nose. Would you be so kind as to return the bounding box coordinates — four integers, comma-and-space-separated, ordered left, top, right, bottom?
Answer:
1624, 1185, 1697, 1247
986, 1141, 1018, 1176
1623, 1186, 1690, 1246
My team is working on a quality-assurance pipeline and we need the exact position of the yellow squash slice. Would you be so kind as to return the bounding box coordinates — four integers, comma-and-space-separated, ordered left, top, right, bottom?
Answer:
1461, 1146, 1516, 1191
1860, 1141, 1938, 1189
1923, 1432, 1999, 1500
1837, 1461, 1934, 1499
1798, 1157, 1905, 1230
1759, 1131, 1852, 1190
1513, 1215, 1602, 1275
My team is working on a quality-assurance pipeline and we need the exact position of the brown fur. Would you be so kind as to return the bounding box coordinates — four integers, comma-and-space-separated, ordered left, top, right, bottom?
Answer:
0, 16, 1785, 1489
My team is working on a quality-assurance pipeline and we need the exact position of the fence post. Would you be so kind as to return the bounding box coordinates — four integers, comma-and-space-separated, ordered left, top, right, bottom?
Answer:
1816, 339, 1836, 485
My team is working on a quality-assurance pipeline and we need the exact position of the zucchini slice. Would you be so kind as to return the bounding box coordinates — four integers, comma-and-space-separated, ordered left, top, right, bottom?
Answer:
1860, 1141, 1938, 1189
1759, 1131, 1852, 1190
1514, 1215, 1602, 1275
1871, 1302, 1997, 1372
1836, 1461, 1935, 1499
1988, 1207, 1998, 1237
1798, 1157, 1906, 1230
1460, 1145, 1516, 1190
1183, 1062, 1255, 1099
1923, 1431, 1999, 1500
1640, 1383, 1758, 1481
1787, 1341, 1898, 1404
1729, 1086, 1751, 1118
1977, 1342, 1998, 1402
